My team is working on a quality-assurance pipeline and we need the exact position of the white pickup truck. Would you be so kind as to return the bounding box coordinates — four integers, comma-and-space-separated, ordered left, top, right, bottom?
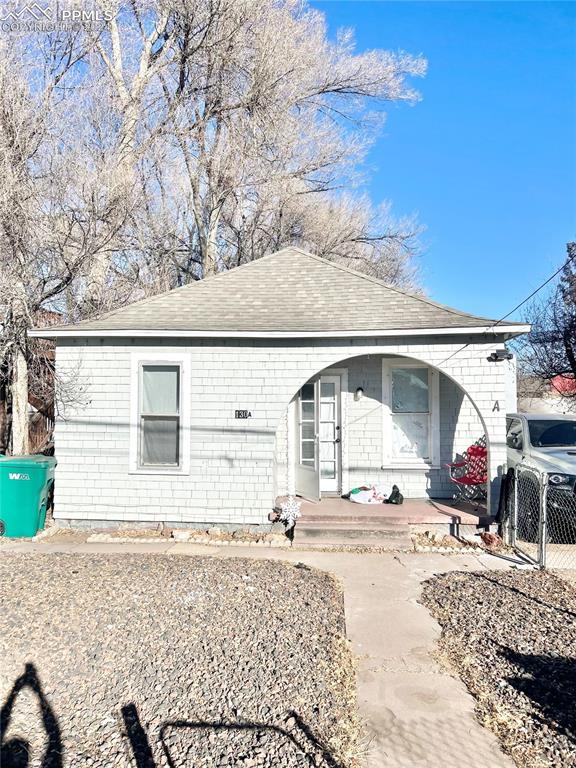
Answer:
506, 413, 576, 483
506, 413, 576, 542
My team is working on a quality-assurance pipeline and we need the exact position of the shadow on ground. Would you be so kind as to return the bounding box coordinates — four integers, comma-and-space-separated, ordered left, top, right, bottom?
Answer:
127, 703, 343, 768
472, 572, 576, 620
1, 665, 343, 767
501, 646, 576, 741
0, 663, 63, 768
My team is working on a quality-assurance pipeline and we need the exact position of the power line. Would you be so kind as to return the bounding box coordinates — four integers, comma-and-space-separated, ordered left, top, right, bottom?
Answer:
435, 249, 576, 369
436, 342, 471, 369
486, 247, 576, 331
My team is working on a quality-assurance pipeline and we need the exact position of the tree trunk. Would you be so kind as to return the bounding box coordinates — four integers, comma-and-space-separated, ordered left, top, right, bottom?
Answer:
0, 395, 8, 454
11, 346, 29, 455
203, 206, 222, 277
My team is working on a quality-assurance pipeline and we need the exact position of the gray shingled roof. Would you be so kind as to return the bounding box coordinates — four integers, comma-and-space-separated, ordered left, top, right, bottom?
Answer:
31, 248, 526, 336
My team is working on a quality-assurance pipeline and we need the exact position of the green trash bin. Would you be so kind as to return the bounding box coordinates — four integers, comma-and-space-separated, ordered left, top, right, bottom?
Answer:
0, 455, 57, 537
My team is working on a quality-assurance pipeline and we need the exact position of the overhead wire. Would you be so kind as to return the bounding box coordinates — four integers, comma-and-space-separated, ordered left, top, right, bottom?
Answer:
435, 251, 576, 369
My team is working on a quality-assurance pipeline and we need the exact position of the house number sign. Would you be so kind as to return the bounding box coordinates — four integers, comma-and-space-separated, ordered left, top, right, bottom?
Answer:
235, 410, 252, 419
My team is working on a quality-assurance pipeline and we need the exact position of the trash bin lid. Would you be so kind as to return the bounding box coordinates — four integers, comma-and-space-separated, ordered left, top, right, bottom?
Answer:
0, 455, 57, 469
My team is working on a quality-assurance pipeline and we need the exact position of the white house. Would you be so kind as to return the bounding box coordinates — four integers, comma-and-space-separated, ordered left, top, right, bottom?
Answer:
30, 248, 529, 529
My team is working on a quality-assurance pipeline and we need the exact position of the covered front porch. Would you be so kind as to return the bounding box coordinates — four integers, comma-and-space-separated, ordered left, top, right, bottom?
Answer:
274, 352, 496, 518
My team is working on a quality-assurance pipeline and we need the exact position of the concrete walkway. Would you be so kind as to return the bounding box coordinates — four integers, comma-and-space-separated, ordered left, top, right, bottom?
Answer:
1, 536, 516, 768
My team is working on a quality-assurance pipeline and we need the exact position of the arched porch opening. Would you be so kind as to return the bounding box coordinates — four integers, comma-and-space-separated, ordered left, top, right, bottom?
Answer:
273, 350, 496, 522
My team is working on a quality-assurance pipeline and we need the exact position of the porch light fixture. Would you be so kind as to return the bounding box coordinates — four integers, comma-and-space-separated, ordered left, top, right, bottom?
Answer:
487, 348, 513, 363
354, 387, 364, 401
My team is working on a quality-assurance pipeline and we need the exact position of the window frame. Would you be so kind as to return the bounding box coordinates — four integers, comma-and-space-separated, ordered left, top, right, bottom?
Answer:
381, 360, 440, 469
129, 352, 191, 475
139, 364, 181, 468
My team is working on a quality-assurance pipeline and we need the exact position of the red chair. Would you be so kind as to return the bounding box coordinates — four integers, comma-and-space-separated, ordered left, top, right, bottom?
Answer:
446, 438, 488, 505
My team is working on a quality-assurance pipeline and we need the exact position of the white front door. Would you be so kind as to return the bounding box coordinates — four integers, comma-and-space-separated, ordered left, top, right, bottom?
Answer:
294, 375, 341, 500
318, 375, 341, 494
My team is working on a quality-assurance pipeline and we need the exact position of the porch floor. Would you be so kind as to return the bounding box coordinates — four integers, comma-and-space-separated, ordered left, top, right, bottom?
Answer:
287, 496, 490, 528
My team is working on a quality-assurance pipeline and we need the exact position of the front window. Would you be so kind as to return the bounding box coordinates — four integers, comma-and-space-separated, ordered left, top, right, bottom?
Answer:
391, 367, 430, 461
139, 364, 181, 467
528, 419, 576, 448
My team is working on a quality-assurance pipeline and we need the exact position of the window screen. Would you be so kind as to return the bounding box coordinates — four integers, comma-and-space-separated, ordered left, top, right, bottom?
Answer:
140, 365, 180, 466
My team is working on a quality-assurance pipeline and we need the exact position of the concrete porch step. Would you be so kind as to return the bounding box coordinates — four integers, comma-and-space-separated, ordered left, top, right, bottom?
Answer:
294, 525, 412, 548
294, 537, 413, 550
297, 522, 410, 538
301, 513, 411, 525
295, 523, 412, 550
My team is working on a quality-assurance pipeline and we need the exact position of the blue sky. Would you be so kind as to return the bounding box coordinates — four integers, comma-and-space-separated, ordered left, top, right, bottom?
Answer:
311, 1, 576, 320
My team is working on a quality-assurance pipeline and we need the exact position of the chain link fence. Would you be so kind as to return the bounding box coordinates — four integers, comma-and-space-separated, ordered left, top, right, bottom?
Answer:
501, 462, 576, 569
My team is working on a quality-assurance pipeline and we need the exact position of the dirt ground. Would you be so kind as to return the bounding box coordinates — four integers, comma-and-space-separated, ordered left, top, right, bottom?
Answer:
421, 569, 576, 768
0, 552, 359, 768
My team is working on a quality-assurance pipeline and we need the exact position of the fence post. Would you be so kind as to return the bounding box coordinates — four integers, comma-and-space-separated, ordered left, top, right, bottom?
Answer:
538, 471, 548, 569
510, 467, 517, 547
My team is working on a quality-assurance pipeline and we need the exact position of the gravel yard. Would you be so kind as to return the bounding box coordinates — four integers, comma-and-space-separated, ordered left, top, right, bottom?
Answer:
0, 553, 358, 768
421, 569, 576, 768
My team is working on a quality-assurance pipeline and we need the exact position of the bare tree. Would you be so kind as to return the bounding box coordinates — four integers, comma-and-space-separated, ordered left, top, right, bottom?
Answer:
89, 0, 425, 282
0, 42, 133, 453
518, 242, 576, 410
80, 2, 179, 309
218, 186, 420, 288
1, 0, 427, 453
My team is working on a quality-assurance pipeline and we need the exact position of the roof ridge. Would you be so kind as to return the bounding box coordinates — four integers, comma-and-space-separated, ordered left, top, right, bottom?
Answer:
298, 250, 499, 324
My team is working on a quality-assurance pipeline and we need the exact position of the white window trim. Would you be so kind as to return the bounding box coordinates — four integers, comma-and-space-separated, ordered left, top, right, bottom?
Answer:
381, 359, 440, 469
129, 351, 191, 475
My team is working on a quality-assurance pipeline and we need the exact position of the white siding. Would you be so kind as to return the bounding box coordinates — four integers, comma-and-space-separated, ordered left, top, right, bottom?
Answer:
53, 336, 508, 526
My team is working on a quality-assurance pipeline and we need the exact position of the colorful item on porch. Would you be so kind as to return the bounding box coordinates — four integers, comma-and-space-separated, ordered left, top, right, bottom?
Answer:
348, 484, 389, 504
279, 496, 301, 529
446, 436, 488, 504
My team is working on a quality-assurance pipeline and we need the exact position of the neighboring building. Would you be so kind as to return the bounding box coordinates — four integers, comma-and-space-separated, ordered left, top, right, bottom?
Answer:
30, 248, 529, 528
518, 375, 576, 415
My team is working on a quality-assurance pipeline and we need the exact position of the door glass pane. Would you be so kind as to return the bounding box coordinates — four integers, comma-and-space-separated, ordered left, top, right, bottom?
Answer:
320, 422, 334, 441
301, 401, 315, 419
301, 423, 315, 440
392, 414, 430, 459
301, 440, 315, 460
321, 382, 335, 398
142, 366, 179, 414
321, 462, 335, 479
320, 441, 335, 461
301, 383, 315, 401
320, 402, 334, 421
392, 368, 429, 413
141, 417, 179, 465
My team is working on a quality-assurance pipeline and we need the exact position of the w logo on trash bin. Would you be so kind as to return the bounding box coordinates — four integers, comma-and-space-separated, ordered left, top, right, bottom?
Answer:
8, 473, 30, 481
